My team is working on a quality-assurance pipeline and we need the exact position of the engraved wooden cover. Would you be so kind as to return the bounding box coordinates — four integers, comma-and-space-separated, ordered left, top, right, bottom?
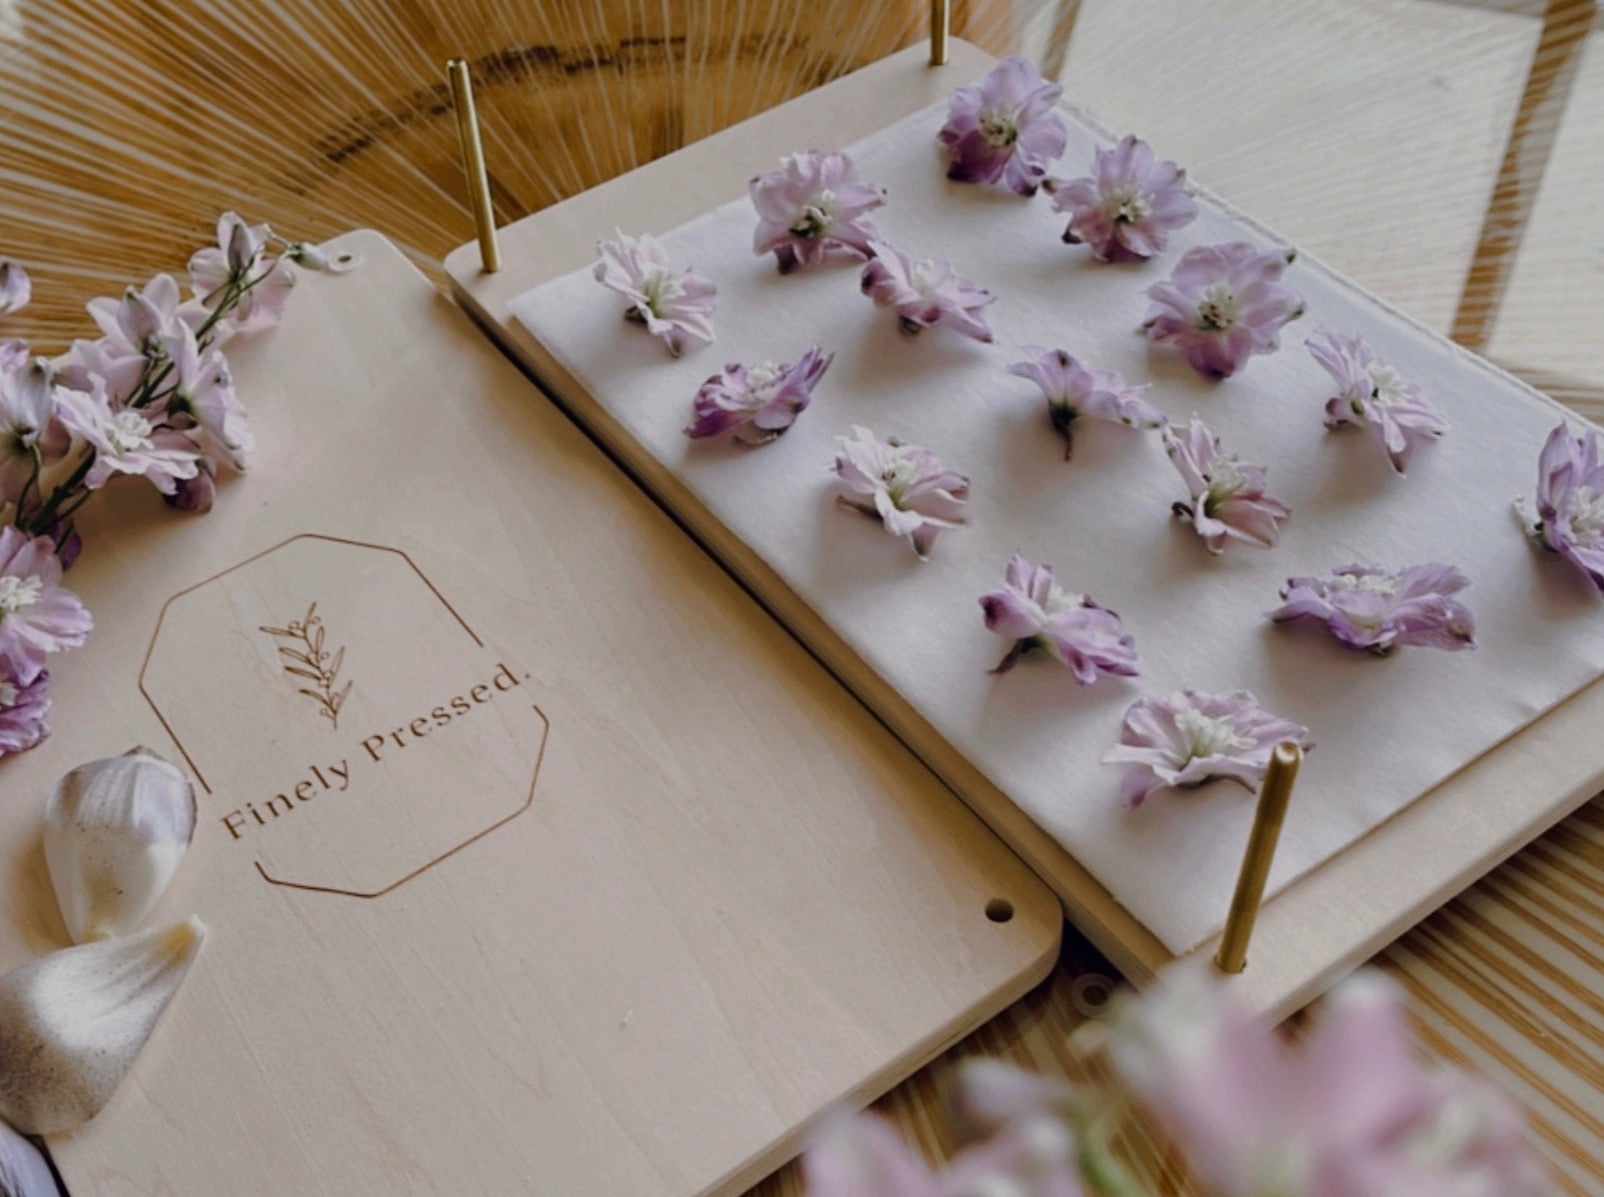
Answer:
0, 233, 1059, 1196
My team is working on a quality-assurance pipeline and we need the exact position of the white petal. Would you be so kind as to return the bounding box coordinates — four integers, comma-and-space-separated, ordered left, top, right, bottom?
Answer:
0, 1117, 56, 1197
0, 918, 205, 1134
44, 747, 196, 943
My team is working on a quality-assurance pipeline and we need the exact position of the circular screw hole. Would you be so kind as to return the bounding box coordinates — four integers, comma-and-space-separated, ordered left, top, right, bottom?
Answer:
985, 898, 1015, 923
1069, 972, 1117, 1018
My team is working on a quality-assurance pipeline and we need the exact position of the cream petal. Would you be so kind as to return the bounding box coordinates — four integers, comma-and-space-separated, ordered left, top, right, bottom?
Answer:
0, 918, 205, 1135
44, 746, 196, 943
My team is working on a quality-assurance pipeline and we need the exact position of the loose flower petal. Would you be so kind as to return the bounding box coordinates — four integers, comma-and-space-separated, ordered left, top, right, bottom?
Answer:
0, 667, 50, 757
44, 746, 198, 944
1102, 689, 1310, 806
834, 425, 969, 559
685, 346, 832, 444
1006, 347, 1165, 459
1271, 563, 1476, 654
0, 918, 205, 1134
861, 242, 994, 342
1306, 328, 1448, 473
1044, 135, 1196, 261
938, 56, 1068, 197
1163, 417, 1289, 553
0, 526, 92, 685
1143, 243, 1303, 378
593, 230, 717, 357
1523, 422, 1604, 592
750, 151, 886, 274
0, 259, 30, 317
980, 552, 1138, 682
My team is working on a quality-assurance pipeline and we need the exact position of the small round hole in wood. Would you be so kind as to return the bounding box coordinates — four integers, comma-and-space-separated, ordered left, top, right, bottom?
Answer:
984, 898, 1014, 923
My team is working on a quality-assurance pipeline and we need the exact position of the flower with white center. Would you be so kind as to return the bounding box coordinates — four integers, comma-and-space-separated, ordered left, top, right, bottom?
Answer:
750, 151, 886, 274
980, 552, 1139, 682
0, 527, 90, 686
1163, 417, 1289, 553
861, 241, 995, 342
1006, 347, 1165, 459
685, 346, 832, 445
1271, 563, 1476, 654
0, 664, 50, 756
1103, 689, 1310, 807
1044, 134, 1197, 261
85, 273, 199, 362
55, 382, 201, 495
1143, 243, 1304, 378
833, 425, 969, 560
593, 230, 717, 357
1522, 421, 1604, 593
938, 57, 1068, 197
1305, 328, 1448, 473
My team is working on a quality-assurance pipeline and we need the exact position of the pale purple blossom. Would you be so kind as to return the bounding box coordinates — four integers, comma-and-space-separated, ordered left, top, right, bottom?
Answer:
593, 231, 717, 357
1306, 328, 1448, 473
0, 356, 69, 503
0, 340, 26, 372
188, 212, 296, 331
685, 346, 832, 445
861, 242, 994, 342
1044, 135, 1196, 261
1271, 563, 1476, 654
938, 56, 1068, 197
0, 258, 30, 316
1164, 417, 1289, 552
57, 335, 146, 405
55, 382, 201, 496
1006, 347, 1165, 459
1143, 243, 1304, 378
750, 151, 886, 274
0, 527, 92, 685
980, 552, 1139, 681
86, 273, 199, 361
1102, 689, 1310, 807
1524, 422, 1604, 592
1108, 967, 1550, 1197
834, 425, 969, 559
0, 666, 50, 755
159, 323, 253, 470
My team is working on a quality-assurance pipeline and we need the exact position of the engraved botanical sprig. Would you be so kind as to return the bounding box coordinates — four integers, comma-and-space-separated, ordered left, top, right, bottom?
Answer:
259, 602, 350, 729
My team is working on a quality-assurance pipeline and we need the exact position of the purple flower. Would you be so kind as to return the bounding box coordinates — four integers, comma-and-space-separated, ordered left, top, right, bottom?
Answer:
0, 258, 30, 316
1, 340, 26, 372
684, 346, 832, 445
1164, 417, 1289, 553
1306, 328, 1448, 473
166, 455, 217, 514
1143, 243, 1304, 378
55, 382, 201, 496
861, 242, 995, 342
750, 151, 886, 274
158, 323, 253, 470
188, 212, 296, 331
1006, 347, 1165, 459
0, 527, 92, 685
834, 425, 969, 559
86, 274, 199, 362
1108, 967, 1551, 1197
1525, 422, 1604, 592
937, 56, 1068, 197
593, 231, 718, 357
980, 552, 1139, 681
0, 355, 69, 503
0, 666, 50, 756
1044, 135, 1197, 261
1271, 563, 1476, 655
1102, 689, 1310, 807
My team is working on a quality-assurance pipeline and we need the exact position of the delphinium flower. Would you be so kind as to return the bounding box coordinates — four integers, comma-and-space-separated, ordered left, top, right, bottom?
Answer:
1271, 563, 1476, 655
1164, 417, 1289, 552
1306, 328, 1448, 473
593, 230, 717, 357
1108, 967, 1551, 1197
158, 322, 254, 471
188, 213, 298, 332
1102, 688, 1310, 806
861, 242, 994, 342
684, 346, 832, 445
0, 666, 50, 755
0, 356, 68, 504
0, 527, 91, 686
1044, 134, 1196, 261
1006, 347, 1165, 459
750, 151, 886, 274
833, 425, 969, 560
980, 552, 1139, 681
0, 258, 30, 316
1143, 242, 1303, 378
1521, 422, 1604, 592
937, 56, 1068, 197
55, 381, 201, 496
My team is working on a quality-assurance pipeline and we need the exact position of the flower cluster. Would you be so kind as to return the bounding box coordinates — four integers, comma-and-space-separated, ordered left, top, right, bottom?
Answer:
0, 216, 338, 759
1306, 327, 1448, 472
801, 967, 1549, 1197
1272, 563, 1477, 654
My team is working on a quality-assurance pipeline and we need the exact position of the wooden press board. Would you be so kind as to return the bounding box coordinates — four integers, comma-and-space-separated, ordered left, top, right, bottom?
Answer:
446, 39, 1604, 1020
0, 231, 1060, 1196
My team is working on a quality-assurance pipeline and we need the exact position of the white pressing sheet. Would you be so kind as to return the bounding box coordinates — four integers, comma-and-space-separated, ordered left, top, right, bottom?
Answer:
510, 98, 1604, 953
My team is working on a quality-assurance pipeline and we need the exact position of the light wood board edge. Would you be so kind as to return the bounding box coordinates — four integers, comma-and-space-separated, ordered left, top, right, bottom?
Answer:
442, 41, 1604, 1018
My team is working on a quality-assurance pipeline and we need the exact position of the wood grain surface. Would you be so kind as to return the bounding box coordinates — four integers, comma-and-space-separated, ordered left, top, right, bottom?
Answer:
1, 2, 1601, 1192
